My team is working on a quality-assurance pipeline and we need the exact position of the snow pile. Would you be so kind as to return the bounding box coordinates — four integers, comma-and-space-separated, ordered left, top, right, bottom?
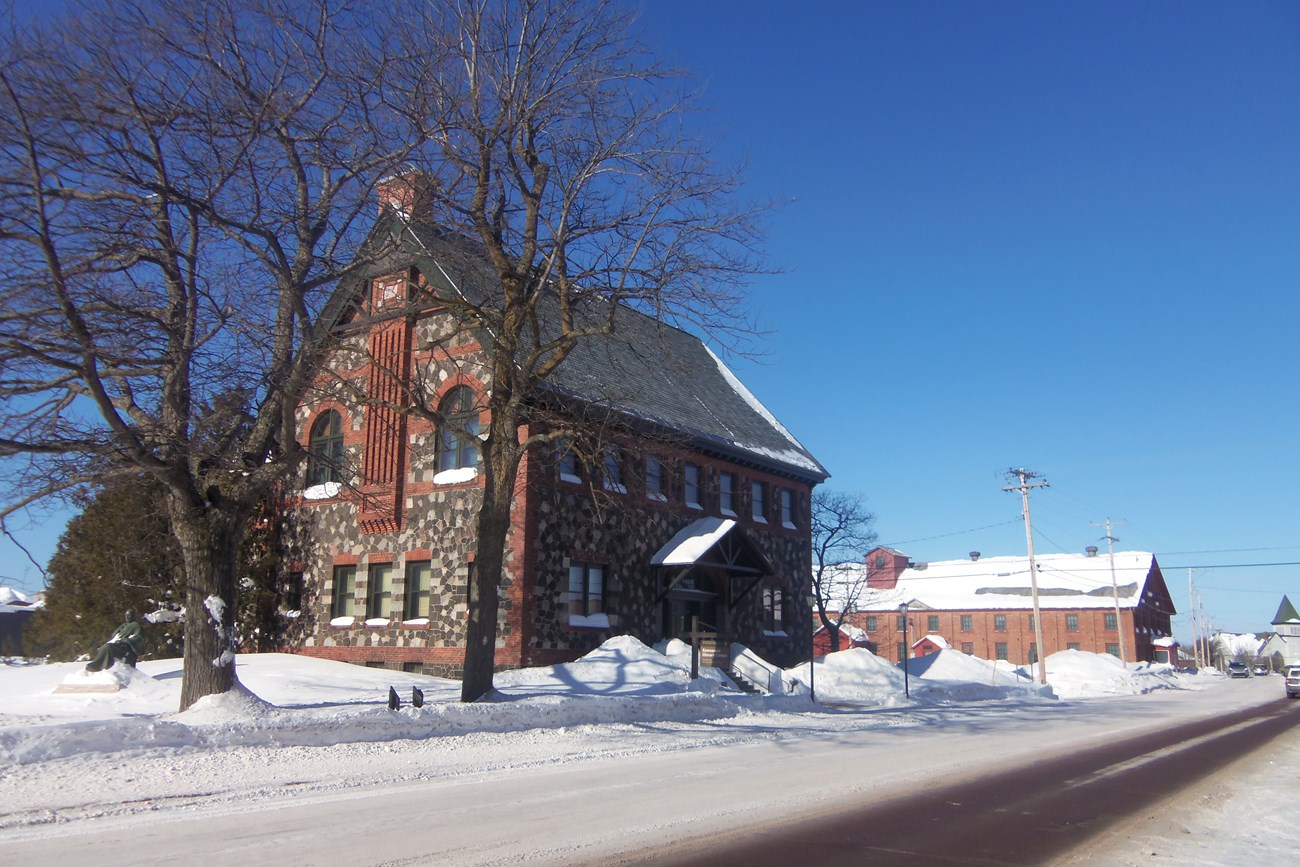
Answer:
785, 647, 907, 705
1032, 649, 1183, 699
0, 637, 1214, 766
498, 635, 716, 696
906, 649, 1052, 701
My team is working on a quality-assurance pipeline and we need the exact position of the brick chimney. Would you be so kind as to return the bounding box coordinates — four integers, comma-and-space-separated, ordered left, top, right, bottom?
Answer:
376, 169, 435, 222
866, 546, 910, 590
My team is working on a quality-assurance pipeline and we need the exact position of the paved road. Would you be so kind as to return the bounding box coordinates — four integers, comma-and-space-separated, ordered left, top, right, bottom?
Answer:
655, 697, 1300, 866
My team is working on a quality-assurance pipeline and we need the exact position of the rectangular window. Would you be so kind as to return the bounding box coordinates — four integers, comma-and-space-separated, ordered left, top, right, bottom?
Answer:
897, 615, 906, 631
961, 614, 972, 632
1106, 643, 1120, 658
762, 587, 784, 633
645, 457, 664, 501
751, 480, 767, 522
568, 562, 605, 621
927, 615, 940, 632
602, 446, 625, 493
995, 642, 1008, 661
994, 614, 1007, 632
1028, 614, 1035, 630
780, 489, 795, 528
1028, 643, 1038, 663
684, 463, 701, 509
897, 642, 906, 663
558, 442, 580, 483
284, 570, 304, 612
331, 565, 356, 619
1104, 612, 1118, 631
402, 661, 423, 674
961, 642, 974, 655
719, 472, 736, 515
404, 560, 430, 621
1066, 614, 1080, 632
367, 563, 392, 620
866, 616, 877, 631
1067, 642, 1081, 651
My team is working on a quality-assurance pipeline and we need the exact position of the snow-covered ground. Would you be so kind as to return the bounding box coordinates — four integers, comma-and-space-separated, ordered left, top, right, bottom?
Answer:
0, 640, 1294, 865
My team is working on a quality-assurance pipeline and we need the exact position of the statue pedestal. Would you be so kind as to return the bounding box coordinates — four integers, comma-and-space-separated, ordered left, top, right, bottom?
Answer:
52, 669, 123, 694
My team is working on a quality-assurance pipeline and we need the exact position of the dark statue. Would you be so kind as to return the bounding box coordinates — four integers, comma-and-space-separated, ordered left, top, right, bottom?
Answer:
85, 609, 145, 672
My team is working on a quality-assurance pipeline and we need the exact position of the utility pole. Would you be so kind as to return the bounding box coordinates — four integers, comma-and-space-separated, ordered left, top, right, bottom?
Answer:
1090, 518, 1127, 664
1188, 569, 1200, 669
1003, 468, 1049, 685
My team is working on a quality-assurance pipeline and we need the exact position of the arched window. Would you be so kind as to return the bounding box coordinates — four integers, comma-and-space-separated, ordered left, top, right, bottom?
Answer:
306, 410, 344, 486
436, 386, 479, 472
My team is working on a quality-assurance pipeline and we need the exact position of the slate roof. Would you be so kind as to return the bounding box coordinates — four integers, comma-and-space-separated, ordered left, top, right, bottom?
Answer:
332, 213, 828, 482
1273, 595, 1300, 625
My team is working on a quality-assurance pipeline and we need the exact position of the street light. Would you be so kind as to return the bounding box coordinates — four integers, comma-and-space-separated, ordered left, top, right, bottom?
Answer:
899, 601, 910, 699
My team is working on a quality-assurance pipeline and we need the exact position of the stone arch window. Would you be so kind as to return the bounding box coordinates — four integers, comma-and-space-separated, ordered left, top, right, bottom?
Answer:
436, 386, 480, 473
306, 410, 344, 486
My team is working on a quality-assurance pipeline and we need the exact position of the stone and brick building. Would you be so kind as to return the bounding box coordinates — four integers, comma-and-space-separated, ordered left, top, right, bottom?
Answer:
837, 546, 1175, 665
281, 188, 828, 677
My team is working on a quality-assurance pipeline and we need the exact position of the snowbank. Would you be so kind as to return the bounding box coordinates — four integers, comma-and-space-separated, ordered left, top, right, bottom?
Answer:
1028, 649, 1185, 699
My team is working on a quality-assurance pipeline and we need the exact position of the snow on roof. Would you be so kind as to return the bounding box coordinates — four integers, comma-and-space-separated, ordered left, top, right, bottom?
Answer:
651, 517, 737, 566
915, 634, 950, 649
856, 551, 1159, 612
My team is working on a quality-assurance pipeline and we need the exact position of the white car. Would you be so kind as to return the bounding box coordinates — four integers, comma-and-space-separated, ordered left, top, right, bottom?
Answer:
1285, 666, 1300, 699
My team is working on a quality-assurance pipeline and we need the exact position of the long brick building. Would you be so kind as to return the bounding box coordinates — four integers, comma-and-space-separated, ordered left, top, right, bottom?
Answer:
280, 185, 828, 677
842, 546, 1175, 665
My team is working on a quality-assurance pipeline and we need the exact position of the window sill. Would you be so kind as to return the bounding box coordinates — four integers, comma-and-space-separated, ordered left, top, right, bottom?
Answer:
782, 521, 797, 530
647, 492, 668, 503
364, 617, 391, 627
752, 516, 768, 525
720, 508, 737, 518
763, 630, 788, 638
560, 472, 583, 485
400, 618, 431, 628
329, 616, 355, 628
603, 483, 627, 495
686, 501, 702, 511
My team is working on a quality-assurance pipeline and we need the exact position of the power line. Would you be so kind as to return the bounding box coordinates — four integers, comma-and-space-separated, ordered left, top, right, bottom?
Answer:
881, 518, 1021, 548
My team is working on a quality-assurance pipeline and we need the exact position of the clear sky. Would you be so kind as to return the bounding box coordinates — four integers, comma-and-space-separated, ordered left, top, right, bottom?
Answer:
3, 1, 1297, 641
633, 0, 1300, 638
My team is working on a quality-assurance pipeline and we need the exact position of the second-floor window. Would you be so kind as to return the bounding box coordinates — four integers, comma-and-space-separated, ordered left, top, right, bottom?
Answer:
780, 489, 795, 528
645, 457, 664, 500
1104, 612, 1118, 631
719, 472, 736, 515
307, 410, 344, 487
684, 463, 701, 509
927, 615, 940, 632
961, 614, 973, 631
1066, 614, 1080, 632
751, 481, 767, 522
994, 614, 1007, 632
602, 446, 625, 493
436, 386, 479, 473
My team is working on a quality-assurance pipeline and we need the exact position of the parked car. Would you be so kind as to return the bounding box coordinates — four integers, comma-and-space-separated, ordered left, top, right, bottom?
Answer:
1253, 663, 1270, 676
1285, 666, 1300, 699
1227, 660, 1249, 678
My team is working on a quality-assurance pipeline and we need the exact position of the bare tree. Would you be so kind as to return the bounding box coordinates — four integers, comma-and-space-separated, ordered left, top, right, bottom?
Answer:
0, 0, 423, 708
364, 0, 767, 701
810, 490, 878, 653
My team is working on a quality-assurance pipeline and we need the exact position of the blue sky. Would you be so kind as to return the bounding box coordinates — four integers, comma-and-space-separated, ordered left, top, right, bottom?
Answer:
634, 1, 1300, 637
4, 1, 1297, 641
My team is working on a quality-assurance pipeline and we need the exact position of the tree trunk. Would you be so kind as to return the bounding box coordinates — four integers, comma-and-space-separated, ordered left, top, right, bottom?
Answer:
460, 412, 523, 703
169, 497, 245, 711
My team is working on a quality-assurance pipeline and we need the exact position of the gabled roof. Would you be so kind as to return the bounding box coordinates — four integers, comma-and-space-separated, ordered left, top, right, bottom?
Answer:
331, 214, 827, 482
1272, 595, 1299, 625
855, 551, 1166, 612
